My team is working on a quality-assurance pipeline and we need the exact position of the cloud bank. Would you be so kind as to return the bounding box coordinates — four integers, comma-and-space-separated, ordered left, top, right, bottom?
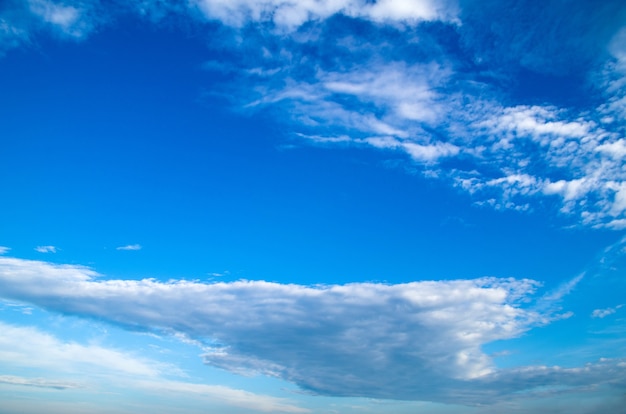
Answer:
1, 257, 624, 404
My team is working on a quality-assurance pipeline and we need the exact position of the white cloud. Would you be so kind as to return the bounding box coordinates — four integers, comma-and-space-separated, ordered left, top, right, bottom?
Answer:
591, 304, 624, 319
28, 0, 93, 38
34, 245, 57, 253
0, 256, 590, 403
116, 244, 142, 251
191, 0, 456, 30
0, 321, 165, 377
0, 246, 10, 255
250, 57, 626, 227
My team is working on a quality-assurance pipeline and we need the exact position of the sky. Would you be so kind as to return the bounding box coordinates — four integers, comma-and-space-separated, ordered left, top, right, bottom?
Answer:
1, 0, 626, 413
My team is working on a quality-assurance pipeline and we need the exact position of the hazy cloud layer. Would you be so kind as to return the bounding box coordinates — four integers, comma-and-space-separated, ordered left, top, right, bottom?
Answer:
1, 257, 623, 403
0, 320, 308, 413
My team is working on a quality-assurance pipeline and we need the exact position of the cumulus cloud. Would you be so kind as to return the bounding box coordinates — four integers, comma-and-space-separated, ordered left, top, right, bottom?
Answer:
116, 244, 142, 251
1, 256, 616, 404
34, 245, 57, 253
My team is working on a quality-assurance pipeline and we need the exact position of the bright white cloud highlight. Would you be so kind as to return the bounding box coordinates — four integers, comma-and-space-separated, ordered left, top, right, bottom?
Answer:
34, 245, 57, 253
192, 0, 456, 29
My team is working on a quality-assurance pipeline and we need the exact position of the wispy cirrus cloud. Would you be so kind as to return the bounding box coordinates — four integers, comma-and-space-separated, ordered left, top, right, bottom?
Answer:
34, 245, 57, 253
1, 256, 620, 404
0, 246, 10, 255
116, 244, 142, 251
0, 375, 79, 390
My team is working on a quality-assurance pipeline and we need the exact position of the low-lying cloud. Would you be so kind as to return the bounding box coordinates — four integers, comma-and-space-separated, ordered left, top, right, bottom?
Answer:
2, 256, 623, 404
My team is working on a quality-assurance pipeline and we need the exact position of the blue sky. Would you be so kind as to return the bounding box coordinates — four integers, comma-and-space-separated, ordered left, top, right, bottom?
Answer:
1, 0, 626, 412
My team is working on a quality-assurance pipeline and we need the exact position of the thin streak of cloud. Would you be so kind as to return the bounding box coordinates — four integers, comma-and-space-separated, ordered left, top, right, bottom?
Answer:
0, 375, 80, 390
34, 245, 57, 253
0, 246, 10, 255
116, 244, 142, 251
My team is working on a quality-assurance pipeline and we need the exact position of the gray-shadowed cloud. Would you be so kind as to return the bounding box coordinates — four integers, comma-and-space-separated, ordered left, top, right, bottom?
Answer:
0, 257, 623, 404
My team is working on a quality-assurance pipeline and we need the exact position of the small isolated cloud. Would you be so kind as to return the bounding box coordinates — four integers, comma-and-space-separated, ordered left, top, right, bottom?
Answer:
592, 304, 624, 319
28, 0, 96, 38
116, 244, 142, 251
34, 245, 57, 253
0, 246, 10, 255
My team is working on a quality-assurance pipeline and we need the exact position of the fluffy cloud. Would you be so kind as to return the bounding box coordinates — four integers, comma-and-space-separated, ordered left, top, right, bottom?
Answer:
2, 256, 618, 404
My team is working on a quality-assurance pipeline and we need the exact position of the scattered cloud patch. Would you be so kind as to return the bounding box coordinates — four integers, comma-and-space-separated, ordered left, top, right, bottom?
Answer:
592, 304, 624, 319
28, 0, 97, 38
34, 245, 57, 253
0, 246, 10, 255
116, 244, 142, 251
